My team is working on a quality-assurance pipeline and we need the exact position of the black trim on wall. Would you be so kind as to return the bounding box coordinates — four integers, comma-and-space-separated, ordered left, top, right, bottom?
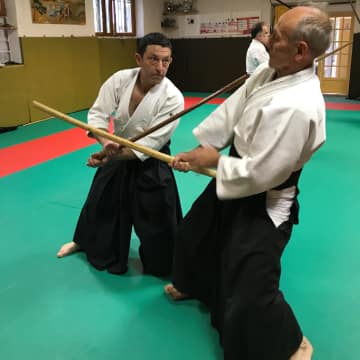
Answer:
167, 37, 251, 92
348, 33, 360, 100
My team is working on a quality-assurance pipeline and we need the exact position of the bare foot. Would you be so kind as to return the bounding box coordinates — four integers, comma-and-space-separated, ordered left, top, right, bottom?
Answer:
289, 337, 313, 360
57, 241, 80, 258
164, 284, 191, 301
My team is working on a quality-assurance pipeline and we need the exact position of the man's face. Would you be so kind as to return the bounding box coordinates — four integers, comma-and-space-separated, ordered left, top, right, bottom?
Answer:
268, 18, 297, 76
136, 45, 172, 86
258, 25, 270, 47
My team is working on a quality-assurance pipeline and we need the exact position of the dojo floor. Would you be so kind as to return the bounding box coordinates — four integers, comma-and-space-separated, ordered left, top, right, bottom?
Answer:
0, 94, 359, 360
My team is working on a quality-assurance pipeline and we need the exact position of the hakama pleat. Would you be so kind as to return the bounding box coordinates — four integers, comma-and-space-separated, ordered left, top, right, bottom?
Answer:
73, 145, 182, 276
172, 180, 303, 359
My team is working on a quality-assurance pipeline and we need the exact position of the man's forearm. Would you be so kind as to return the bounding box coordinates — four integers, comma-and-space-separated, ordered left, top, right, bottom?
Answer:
92, 128, 110, 146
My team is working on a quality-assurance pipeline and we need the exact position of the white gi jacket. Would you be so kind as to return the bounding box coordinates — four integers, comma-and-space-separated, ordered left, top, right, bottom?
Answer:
194, 64, 326, 226
88, 68, 184, 161
246, 39, 270, 75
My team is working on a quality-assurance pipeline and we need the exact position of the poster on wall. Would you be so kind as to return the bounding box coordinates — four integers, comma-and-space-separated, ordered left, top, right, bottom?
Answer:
31, 0, 86, 25
199, 15, 260, 36
176, 12, 261, 38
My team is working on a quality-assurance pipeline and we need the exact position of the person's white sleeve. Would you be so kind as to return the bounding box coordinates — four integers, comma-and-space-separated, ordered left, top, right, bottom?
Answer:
193, 85, 247, 149
216, 105, 310, 199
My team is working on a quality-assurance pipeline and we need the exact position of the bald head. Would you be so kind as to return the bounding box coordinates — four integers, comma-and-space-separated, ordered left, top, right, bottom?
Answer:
268, 6, 331, 77
279, 6, 332, 57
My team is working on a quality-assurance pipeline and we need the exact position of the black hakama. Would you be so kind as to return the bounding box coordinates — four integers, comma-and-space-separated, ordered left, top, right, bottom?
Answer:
73, 144, 182, 276
172, 148, 303, 359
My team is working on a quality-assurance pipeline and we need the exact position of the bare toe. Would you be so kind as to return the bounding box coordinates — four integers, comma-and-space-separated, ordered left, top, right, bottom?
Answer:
57, 242, 80, 258
164, 284, 190, 301
289, 336, 313, 360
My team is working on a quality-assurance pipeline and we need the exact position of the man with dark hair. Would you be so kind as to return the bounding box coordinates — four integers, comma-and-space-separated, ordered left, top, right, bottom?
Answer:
246, 21, 270, 75
57, 32, 184, 277
166, 6, 332, 360
136, 31, 172, 56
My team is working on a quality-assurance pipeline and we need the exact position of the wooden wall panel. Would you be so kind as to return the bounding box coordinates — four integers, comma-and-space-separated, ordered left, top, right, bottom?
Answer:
98, 38, 137, 82
0, 35, 249, 127
0, 65, 28, 127
23, 37, 75, 122
167, 37, 251, 92
0, 37, 136, 127
69, 37, 102, 110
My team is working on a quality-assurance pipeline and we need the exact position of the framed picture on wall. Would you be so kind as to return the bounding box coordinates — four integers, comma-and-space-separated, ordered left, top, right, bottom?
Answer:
30, 0, 86, 25
0, 0, 6, 17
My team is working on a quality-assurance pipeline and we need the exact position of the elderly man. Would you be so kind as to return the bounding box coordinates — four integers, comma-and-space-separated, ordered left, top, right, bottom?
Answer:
246, 21, 270, 75
57, 32, 184, 277
166, 6, 331, 360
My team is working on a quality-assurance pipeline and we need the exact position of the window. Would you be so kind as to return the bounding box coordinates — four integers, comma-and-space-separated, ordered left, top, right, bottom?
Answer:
93, 0, 136, 36
324, 15, 353, 79
0, 1, 22, 66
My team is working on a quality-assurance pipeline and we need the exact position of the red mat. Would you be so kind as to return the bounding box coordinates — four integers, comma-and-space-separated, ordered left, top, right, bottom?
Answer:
0, 128, 94, 177
1, 97, 358, 177
326, 102, 360, 111
185, 97, 225, 108
0, 96, 217, 178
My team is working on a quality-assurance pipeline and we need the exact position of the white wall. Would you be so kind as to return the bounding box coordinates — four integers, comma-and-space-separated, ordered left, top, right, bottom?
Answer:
141, 0, 164, 35
5, 0, 360, 39
196, 0, 270, 20
136, 0, 145, 36
353, 1, 360, 32
155, 0, 360, 38
146, 0, 271, 38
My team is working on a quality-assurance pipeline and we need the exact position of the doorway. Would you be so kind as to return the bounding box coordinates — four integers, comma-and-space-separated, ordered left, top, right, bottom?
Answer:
317, 13, 354, 95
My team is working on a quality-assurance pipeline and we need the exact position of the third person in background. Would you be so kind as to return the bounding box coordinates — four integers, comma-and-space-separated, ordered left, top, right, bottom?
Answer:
246, 21, 270, 75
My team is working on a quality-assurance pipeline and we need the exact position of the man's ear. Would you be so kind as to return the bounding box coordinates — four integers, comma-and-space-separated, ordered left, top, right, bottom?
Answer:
135, 53, 142, 66
295, 41, 310, 62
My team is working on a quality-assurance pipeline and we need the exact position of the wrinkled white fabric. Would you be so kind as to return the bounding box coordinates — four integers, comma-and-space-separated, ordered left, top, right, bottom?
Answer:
246, 39, 270, 75
194, 63, 326, 226
88, 68, 184, 161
